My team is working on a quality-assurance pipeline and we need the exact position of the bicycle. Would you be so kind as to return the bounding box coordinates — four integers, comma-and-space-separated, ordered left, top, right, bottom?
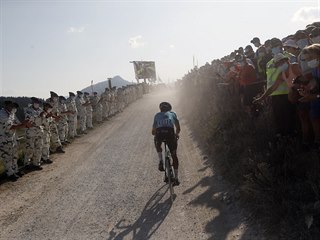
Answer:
162, 140, 176, 203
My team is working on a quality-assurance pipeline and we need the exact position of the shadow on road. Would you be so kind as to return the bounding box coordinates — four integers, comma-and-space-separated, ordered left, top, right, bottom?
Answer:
182, 131, 257, 240
107, 184, 173, 240
183, 161, 255, 240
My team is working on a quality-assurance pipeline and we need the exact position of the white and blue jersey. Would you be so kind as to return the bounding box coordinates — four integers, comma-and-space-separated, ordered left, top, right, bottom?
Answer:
153, 111, 178, 129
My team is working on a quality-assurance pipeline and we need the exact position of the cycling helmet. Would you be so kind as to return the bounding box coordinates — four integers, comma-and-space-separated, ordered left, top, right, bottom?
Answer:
159, 102, 172, 112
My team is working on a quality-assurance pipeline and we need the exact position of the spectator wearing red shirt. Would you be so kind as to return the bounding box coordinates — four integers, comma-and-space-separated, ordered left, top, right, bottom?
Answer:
235, 54, 259, 112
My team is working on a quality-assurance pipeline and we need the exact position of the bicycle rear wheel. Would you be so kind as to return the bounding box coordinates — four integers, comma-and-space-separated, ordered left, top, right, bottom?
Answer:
165, 156, 174, 202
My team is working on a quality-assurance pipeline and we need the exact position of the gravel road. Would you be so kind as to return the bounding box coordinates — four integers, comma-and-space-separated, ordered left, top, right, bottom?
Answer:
0, 89, 261, 240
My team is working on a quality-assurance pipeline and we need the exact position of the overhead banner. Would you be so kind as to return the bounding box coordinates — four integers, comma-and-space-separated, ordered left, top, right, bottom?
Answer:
132, 61, 156, 82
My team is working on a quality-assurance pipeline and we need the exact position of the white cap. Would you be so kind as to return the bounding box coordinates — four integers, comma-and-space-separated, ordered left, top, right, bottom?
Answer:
283, 39, 298, 48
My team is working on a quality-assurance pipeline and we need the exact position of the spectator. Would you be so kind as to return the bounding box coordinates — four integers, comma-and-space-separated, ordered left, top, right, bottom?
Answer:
256, 46, 269, 80
298, 44, 320, 148
235, 54, 259, 113
41, 102, 53, 164
237, 47, 244, 55
244, 45, 256, 67
24, 97, 44, 170
75, 91, 87, 135
294, 30, 311, 50
264, 39, 272, 55
283, 39, 300, 57
295, 30, 313, 77
309, 27, 320, 44
84, 92, 93, 130
251, 37, 262, 48
92, 92, 103, 124
226, 62, 241, 96
280, 58, 314, 149
47, 91, 65, 153
0, 101, 30, 181
58, 96, 69, 145
66, 92, 78, 139
254, 53, 296, 136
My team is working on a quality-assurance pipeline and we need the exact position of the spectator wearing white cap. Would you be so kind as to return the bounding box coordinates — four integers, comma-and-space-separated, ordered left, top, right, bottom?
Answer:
254, 53, 298, 136
283, 39, 300, 57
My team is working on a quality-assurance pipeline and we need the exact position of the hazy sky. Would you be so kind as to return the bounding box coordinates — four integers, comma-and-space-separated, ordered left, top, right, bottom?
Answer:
1, 0, 319, 98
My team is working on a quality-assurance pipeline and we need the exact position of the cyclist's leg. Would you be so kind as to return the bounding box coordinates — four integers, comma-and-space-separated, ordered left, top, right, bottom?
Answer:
154, 135, 164, 171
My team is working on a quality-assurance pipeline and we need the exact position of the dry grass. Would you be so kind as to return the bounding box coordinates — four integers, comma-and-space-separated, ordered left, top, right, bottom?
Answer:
178, 70, 320, 239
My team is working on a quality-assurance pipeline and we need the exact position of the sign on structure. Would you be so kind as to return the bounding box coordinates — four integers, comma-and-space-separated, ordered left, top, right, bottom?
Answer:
132, 61, 156, 82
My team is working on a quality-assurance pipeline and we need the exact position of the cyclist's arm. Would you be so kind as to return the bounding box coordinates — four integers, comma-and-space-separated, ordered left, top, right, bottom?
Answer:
175, 119, 181, 135
152, 117, 157, 135
152, 127, 156, 135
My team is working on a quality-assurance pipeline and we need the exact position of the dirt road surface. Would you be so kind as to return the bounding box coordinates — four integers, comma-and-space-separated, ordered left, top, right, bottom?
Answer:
0, 89, 262, 240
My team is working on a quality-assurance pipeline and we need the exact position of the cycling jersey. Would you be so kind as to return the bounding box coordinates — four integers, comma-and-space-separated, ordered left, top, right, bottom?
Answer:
153, 111, 178, 129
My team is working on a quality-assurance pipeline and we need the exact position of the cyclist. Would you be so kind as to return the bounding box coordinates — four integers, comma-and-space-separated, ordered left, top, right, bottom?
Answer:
152, 102, 181, 186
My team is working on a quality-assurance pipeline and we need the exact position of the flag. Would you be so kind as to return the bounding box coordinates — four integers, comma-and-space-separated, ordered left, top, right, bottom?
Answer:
132, 61, 156, 81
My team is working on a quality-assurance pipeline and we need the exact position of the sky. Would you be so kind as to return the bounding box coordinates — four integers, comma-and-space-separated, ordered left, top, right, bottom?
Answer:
1, 0, 320, 98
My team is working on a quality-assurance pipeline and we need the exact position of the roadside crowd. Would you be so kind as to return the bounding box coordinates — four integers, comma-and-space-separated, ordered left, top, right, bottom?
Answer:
0, 83, 147, 182
189, 22, 320, 151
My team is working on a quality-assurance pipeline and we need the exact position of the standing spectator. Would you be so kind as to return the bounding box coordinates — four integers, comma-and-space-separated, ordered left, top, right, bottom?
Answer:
264, 39, 272, 55
0, 101, 29, 181
283, 39, 300, 57
100, 88, 109, 120
237, 47, 244, 55
309, 27, 320, 44
256, 46, 269, 80
298, 44, 320, 148
295, 30, 311, 50
47, 91, 65, 153
244, 45, 256, 68
58, 96, 70, 145
226, 62, 241, 96
84, 92, 93, 129
235, 54, 259, 113
41, 102, 53, 164
254, 53, 297, 136
92, 92, 103, 123
75, 91, 87, 134
24, 97, 44, 170
66, 92, 78, 139
295, 30, 312, 77
251, 37, 262, 48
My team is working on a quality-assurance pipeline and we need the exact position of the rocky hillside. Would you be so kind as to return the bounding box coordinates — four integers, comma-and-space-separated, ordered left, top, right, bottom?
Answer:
81, 76, 133, 94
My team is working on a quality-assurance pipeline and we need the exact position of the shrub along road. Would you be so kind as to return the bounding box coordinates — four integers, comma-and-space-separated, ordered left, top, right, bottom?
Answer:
0, 90, 264, 240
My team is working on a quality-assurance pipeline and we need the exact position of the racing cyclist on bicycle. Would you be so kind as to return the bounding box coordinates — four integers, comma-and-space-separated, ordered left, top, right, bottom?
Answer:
152, 102, 181, 186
